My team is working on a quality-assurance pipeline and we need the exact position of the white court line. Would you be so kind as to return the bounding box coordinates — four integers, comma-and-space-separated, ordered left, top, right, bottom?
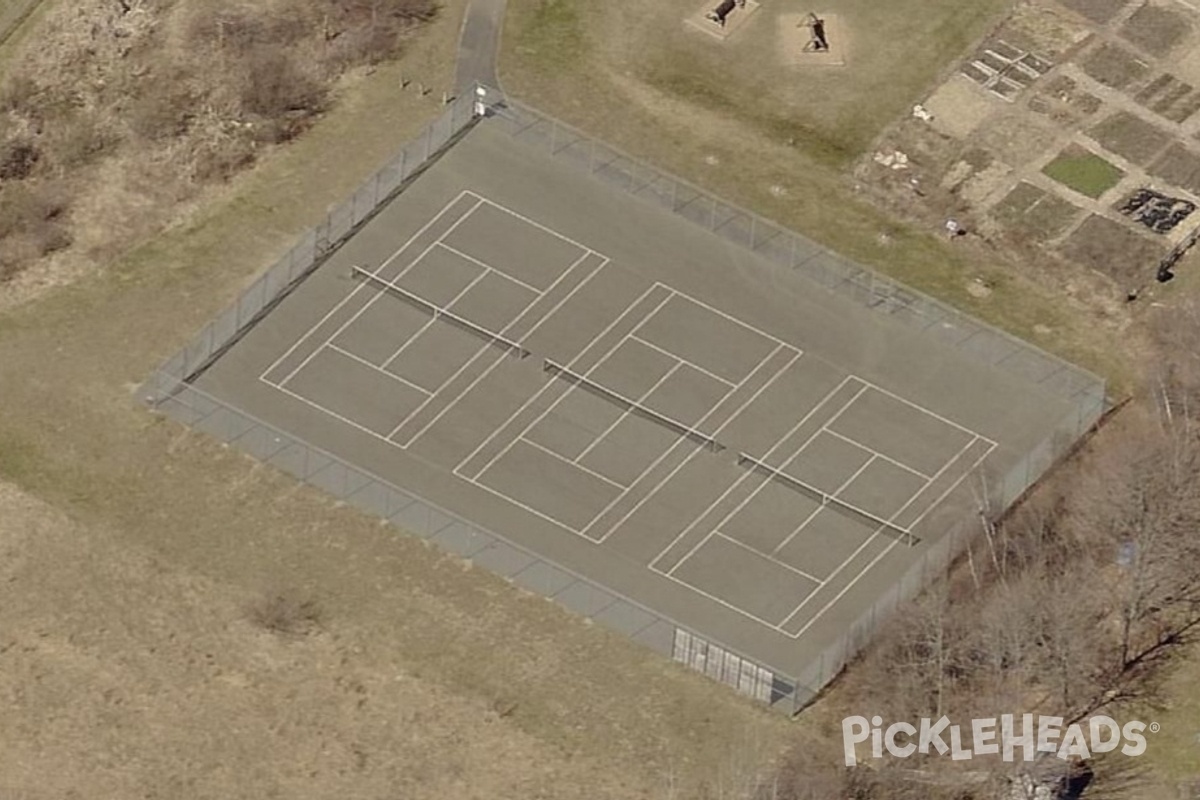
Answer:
828, 454, 877, 499
470, 192, 595, 253
652, 282, 792, 351
769, 503, 826, 558
466, 467, 617, 540
691, 384, 911, 561
714, 532, 825, 584
820, 427, 931, 480
651, 375, 862, 573
325, 344, 432, 396
270, 380, 402, 445
380, 315, 439, 372
836, 378, 997, 443
578, 343, 782, 541
390, 249, 602, 444
628, 335, 737, 389
376, 266, 504, 373
422, 251, 607, 447
653, 562, 806, 631
588, 344, 800, 543
767, 428, 883, 560
573, 361, 683, 465
259, 192, 481, 386
270, 197, 487, 389
465, 289, 681, 482
654, 437, 995, 640
436, 242, 544, 295
780, 436, 996, 636
518, 436, 628, 491
662, 381, 871, 577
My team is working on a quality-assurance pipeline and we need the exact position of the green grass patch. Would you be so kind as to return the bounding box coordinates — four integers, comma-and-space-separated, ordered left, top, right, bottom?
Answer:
1042, 145, 1125, 199
508, 0, 587, 71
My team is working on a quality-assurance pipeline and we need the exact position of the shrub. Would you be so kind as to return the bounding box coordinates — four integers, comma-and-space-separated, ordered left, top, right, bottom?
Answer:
186, 5, 311, 56
0, 183, 67, 239
190, 136, 256, 183
0, 182, 71, 281
0, 138, 40, 180
44, 116, 119, 168
239, 51, 326, 119
0, 74, 40, 114
128, 83, 197, 141
321, 0, 439, 66
249, 592, 322, 636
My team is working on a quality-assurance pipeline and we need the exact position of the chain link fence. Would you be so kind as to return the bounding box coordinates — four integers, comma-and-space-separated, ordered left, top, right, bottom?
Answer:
140, 87, 1108, 714
486, 92, 1109, 710
488, 96, 1106, 412
141, 89, 480, 399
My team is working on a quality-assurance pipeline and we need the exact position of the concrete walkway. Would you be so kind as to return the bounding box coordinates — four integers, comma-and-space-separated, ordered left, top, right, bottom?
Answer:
454, 0, 508, 95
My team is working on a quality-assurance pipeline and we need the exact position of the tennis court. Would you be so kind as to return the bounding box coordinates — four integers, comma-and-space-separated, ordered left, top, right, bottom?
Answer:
193, 119, 1081, 694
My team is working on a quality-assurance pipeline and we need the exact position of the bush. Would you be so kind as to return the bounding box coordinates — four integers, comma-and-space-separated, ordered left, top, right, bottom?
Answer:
0, 138, 40, 180
248, 592, 322, 636
186, 5, 311, 56
0, 183, 67, 239
0, 74, 40, 114
128, 82, 197, 141
321, 0, 439, 66
44, 116, 119, 168
190, 136, 256, 183
239, 51, 326, 119
0, 182, 71, 281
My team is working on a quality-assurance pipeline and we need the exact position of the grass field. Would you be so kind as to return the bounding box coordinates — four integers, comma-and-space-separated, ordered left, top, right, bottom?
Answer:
517, 0, 1012, 167
1042, 146, 1126, 199
0, 4, 803, 796
0, 0, 44, 56
502, 0, 1135, 392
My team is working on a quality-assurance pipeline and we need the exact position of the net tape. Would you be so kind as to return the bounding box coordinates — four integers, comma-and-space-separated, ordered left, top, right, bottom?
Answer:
736, 453, 919, 546
544, 359, 724, 453
352, 266, 531, 359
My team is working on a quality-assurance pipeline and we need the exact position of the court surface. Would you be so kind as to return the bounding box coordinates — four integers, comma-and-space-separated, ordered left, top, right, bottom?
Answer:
197, 120, 1078, 679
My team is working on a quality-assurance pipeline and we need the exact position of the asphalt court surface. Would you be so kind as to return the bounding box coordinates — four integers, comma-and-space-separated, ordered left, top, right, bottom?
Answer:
200, 121, 1080, 674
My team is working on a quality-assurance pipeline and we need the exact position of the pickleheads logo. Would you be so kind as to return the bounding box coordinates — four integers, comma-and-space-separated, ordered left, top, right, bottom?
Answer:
841, 715, 1154, 766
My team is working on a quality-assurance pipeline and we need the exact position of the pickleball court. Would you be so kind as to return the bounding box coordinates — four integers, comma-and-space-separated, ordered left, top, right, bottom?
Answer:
194, 119, 1084, 687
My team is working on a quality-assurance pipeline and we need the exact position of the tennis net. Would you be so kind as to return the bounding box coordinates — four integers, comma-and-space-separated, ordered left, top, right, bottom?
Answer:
736, 453, 920, 546
351, 266, 531, 359
544, 359, 724, 453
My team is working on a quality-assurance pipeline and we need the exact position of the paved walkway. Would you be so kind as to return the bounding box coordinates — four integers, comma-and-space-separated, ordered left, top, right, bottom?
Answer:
454, 0, 508, 95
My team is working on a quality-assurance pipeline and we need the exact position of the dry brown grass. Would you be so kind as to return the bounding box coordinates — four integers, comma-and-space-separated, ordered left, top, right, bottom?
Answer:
0, 181, 70, 280
0, 0, 437, 287
0, 5, 796, 797
248, 591, 324, 637
500, 0, 1137, 392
